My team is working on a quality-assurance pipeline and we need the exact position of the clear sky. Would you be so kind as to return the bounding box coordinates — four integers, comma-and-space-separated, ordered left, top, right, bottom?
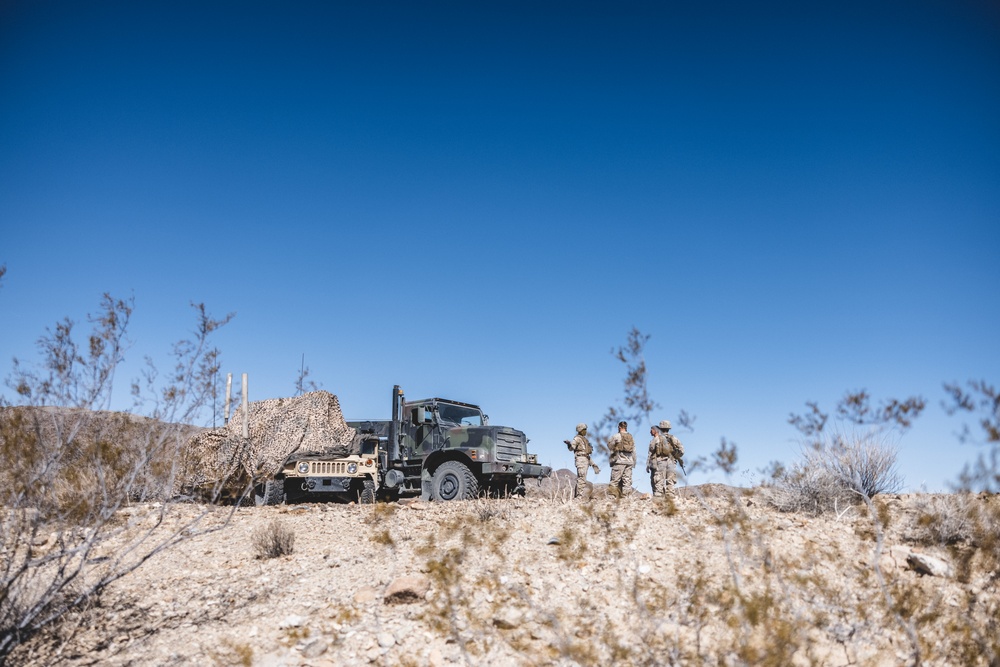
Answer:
2, 1, 998, 493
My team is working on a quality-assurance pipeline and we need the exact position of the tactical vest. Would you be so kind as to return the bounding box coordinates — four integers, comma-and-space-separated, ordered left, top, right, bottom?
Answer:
655, 434, 683, 460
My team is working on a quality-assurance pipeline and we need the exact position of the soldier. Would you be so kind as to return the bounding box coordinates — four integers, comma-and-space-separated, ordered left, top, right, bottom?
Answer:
607, 420, 635, 498
564, 423, 598, 498
647, 420, 684, 499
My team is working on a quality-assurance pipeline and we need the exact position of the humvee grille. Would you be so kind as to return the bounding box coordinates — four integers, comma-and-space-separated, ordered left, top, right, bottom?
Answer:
495, 431, 525, 462
309, 461, 349, 475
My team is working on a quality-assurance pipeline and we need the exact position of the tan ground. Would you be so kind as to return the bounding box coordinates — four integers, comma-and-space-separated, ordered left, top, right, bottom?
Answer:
12, 486, 999, 667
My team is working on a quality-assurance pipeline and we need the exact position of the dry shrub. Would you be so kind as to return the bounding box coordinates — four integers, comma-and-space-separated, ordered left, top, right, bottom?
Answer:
473, 496, 515, 522
762, 430, 902, 515
0, 296, 238, 662
251, 519, 295, 559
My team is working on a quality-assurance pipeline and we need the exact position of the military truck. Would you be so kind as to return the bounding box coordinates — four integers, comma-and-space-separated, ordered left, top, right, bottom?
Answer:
269, 385, 550, 503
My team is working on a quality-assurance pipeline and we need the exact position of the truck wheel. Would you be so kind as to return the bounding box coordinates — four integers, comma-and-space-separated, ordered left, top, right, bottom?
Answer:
430, 461, 479, 501
359, 479, 376, 504
254, 480, 285, 506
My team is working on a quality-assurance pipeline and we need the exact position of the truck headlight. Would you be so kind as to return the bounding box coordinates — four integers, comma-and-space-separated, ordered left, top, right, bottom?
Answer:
297, 462, 310, 474
347, 463, 358, 474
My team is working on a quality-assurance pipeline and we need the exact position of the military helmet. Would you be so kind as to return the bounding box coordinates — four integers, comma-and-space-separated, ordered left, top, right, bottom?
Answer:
576, 423, 587, 434
658, 420, 672, 431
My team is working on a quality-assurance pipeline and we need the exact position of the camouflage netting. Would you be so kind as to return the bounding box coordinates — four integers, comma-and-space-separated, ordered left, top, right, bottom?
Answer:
180, 391, 357, 491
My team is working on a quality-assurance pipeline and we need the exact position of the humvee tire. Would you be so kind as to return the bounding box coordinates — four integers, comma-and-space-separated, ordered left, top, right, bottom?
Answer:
360, 479, 376, 504
430, 461, 479, 501
254, 479, 285, 506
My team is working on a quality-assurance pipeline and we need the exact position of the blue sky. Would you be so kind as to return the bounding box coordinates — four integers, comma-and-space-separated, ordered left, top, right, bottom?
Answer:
2, 1, 998, 492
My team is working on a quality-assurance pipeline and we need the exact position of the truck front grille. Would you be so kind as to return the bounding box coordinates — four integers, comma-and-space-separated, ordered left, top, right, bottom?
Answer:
309, 461, 349, 475
495, 431, 525, 462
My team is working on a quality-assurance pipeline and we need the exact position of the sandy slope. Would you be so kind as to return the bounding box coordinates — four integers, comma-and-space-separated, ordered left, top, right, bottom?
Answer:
14, 488, 998, 667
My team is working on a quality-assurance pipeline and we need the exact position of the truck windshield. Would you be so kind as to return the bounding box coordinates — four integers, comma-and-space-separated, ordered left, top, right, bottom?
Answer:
437, 403, 483, 426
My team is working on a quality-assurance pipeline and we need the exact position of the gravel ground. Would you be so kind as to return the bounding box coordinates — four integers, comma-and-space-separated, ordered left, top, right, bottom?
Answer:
12, 488, 999, 667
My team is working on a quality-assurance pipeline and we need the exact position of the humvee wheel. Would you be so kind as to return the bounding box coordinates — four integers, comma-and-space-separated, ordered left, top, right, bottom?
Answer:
254, 480, 285, 506
360, 479, 376, 504
430, 461, 479, 501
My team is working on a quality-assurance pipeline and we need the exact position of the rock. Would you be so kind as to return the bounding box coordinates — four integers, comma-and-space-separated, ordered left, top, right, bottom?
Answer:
300, 638, 328, 658
353, 585, 380, 604
385, 575, 430, 604
906, 552, 953, 578
377, 631, 396, 648
279, 614, 305, 629
492, 607, 523, 630
880, 545, 914, 572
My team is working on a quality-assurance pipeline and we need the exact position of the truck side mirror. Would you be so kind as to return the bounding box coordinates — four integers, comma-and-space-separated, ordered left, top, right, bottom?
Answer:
413, 407, 427, 423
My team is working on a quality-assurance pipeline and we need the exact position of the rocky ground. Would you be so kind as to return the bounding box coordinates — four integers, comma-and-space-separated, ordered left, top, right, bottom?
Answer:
12, 480, 999, 667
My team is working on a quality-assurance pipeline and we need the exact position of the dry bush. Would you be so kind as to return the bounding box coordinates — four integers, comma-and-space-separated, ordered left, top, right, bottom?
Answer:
473, 496, 515, 522
251, 519, 295, 559
0, 295, 239, 662
910, 494, 980, 546
762, 430, 902, 515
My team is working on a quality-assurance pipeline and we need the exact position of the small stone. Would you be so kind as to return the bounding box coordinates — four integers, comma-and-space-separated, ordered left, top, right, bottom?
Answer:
279, 614, 305, 629
385, 575, 430, 604
493, 608, 523, 630
638, 564, 651, 575
300, 638, 328, 658
353, 586, 379, 604
377, 631, 396, 648
906, 552, 953, 578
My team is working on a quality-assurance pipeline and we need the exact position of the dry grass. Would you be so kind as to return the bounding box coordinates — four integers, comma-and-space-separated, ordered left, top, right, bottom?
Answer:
250, 519, 295, 559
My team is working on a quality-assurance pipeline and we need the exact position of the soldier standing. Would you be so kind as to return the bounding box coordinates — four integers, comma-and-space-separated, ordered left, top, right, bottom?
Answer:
607, 421, 635, 498
564, 423, 598, 498
647, 420, 684, 499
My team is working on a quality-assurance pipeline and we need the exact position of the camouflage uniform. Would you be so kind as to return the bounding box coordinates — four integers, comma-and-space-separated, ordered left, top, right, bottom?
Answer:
565, 423, 591, 498
607, 430, 635, 497
648, 420, 684, 499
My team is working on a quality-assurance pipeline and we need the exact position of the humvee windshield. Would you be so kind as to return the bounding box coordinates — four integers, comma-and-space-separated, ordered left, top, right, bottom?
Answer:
437, 403, 484, 426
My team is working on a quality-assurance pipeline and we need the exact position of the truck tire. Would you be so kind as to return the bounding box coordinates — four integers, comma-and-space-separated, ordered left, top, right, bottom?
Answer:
430, 461, 479, 501
254, 480, 285, 506
360, 479, 376, 504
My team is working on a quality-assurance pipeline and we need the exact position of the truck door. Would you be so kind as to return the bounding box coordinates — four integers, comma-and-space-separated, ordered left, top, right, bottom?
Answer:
411, 404, 445, 455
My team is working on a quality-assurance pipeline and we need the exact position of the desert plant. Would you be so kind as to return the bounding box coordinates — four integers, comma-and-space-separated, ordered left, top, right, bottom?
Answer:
763, 430, 902, 515
944, 380, 1000, 492
251, 519, 296, 559
0, 293, 238, 661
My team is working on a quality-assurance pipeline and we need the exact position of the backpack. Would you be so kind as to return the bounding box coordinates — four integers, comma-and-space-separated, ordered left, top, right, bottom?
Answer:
654, 435, 670, 458
581, 435, 592, 457
620, 432, 635, 453
656, 434, 683, 460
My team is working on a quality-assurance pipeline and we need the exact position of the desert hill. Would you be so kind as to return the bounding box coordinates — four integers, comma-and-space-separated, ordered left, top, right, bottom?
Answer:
14, 489, 998, 666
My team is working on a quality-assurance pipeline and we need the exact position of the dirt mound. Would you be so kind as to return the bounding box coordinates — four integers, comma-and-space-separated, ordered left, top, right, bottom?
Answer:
180, 391, 356, 490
